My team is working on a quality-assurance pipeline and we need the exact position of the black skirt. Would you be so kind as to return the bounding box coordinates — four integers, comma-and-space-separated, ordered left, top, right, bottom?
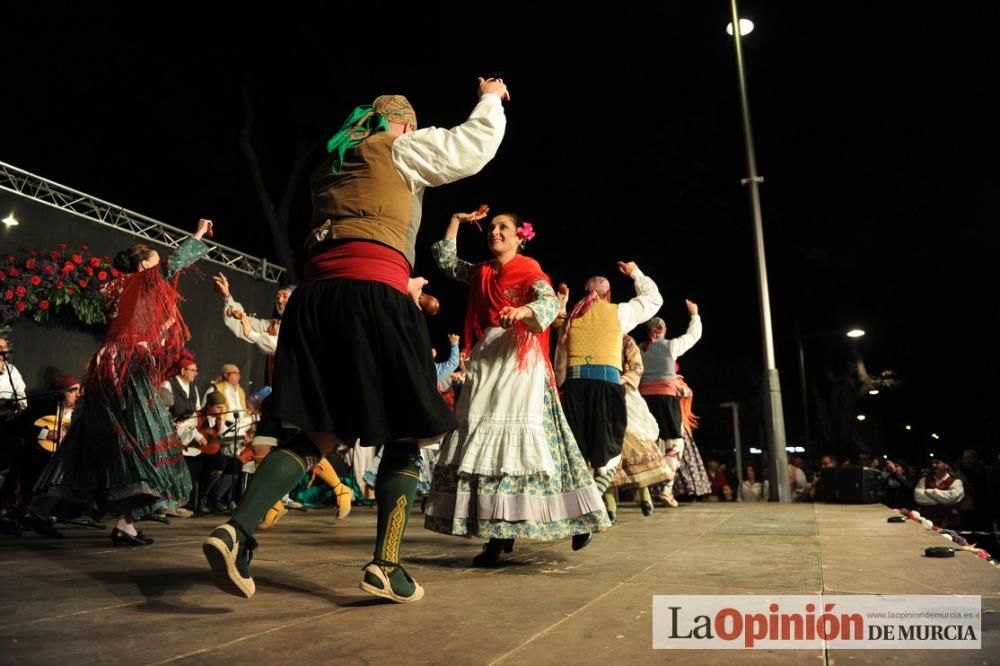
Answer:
271, 278, 457, 447
561, 378, 627, 470
642, 394, 683, 440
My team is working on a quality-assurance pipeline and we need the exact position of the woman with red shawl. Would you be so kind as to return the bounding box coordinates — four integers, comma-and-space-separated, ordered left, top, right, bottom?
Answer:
35, 219, 213, 546
424, 208, 610, 565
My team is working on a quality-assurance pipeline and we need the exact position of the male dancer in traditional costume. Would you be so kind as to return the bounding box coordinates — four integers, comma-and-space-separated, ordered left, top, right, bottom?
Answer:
204, 77, 510, 603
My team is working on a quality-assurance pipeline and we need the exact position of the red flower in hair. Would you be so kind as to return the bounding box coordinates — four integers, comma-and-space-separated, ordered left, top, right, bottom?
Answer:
516, 222, 536, 242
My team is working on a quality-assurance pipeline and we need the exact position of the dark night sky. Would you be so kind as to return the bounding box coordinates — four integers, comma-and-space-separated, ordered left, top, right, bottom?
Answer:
3, 3, 998, 457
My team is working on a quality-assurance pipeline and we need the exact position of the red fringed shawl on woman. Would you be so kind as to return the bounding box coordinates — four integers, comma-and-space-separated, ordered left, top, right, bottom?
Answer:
87, 268, 190, 393
462, 254, 553, 376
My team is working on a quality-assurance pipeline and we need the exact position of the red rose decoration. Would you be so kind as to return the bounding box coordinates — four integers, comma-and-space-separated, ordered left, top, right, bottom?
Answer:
67, 287, 76, 295
44, 264, 56, 274
97, 271, 108, 281
28, 250, 39, 257
8, 268, 19, 277
81, 245, 89, 251
77, 278, 89, 288
29, 275, 42, 286
49, 251, 60, 260
55, 280, 64, 289
39, 300, 50, 310
71, 254, 83, 265
15, 302, 26, 312
110, 268, 120, 278
15, 286, 27, 297
25, 259, 37, 269
84, 267, 94, 276
89, 257, 101, 268
0, 270, 5, 281
57, 243, 68, 250
3, 290, 12, 301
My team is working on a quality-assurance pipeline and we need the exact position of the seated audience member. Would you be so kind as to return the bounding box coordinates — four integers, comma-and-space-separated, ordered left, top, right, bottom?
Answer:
913, 456, 965, 529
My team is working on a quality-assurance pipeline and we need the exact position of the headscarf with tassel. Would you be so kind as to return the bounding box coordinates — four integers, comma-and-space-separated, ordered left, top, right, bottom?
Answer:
325, 95, 417, 175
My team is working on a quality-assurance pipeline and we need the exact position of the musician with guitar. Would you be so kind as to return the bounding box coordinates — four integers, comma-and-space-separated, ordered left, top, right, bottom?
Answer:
181, 390, 250, 514
0, 375, 80, 536
0, 337, 29, 519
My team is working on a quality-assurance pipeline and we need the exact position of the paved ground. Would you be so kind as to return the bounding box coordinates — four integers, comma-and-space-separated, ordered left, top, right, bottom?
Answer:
1, 502, 997, 665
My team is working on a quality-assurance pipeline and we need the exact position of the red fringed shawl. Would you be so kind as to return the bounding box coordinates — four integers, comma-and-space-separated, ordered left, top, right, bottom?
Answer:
462, 254, 553, 375
87, 267, 190, 393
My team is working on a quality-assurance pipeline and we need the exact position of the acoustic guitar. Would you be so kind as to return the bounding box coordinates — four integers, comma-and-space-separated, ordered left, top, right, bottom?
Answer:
190, 422, 223, 456
34, 414, 72, 453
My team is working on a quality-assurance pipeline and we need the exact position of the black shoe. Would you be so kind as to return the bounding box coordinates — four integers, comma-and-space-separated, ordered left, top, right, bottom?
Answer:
571, 532, 593, 551
203, 524, 256, 598
0, 514, 22, 536
26, 513, 64, 539
641, 501, 654, 517
472, 538, 515, 567
110, 528, 154, 547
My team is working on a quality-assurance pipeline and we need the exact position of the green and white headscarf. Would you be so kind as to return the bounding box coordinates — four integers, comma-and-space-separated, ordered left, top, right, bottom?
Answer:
325, 95, 417, 175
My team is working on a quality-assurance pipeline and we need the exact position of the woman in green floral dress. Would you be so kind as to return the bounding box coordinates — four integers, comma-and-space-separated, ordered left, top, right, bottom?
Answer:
35, 219, 213, 546
424, 209, 610, 565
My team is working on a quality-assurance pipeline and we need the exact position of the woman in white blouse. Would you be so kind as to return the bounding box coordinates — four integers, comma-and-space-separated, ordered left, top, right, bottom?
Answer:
738, 464, 769, 502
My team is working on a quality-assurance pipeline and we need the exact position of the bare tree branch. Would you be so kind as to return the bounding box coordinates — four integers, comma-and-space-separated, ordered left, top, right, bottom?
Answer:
240, 77, 300, 283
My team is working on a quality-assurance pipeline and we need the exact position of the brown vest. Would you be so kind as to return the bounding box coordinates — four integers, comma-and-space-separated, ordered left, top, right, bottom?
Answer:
308, 133, 416, 264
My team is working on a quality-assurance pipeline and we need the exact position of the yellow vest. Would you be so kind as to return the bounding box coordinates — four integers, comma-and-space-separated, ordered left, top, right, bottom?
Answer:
308, 133, 416, 264
567, 301, 623, 369
212, 381, 247, 413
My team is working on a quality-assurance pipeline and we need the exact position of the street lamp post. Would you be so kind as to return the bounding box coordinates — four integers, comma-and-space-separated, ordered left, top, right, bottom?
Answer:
795, 326, 868, 467
728, 0, 790, 501
795, 321, 812, 467
720, 401, 744, 489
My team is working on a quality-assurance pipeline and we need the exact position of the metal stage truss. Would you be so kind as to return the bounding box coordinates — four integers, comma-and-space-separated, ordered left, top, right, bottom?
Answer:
0, 160, 287, 284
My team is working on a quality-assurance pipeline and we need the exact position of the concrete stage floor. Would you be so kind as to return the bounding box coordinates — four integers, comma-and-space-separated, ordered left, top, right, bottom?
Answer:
1, 502, 997, 665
